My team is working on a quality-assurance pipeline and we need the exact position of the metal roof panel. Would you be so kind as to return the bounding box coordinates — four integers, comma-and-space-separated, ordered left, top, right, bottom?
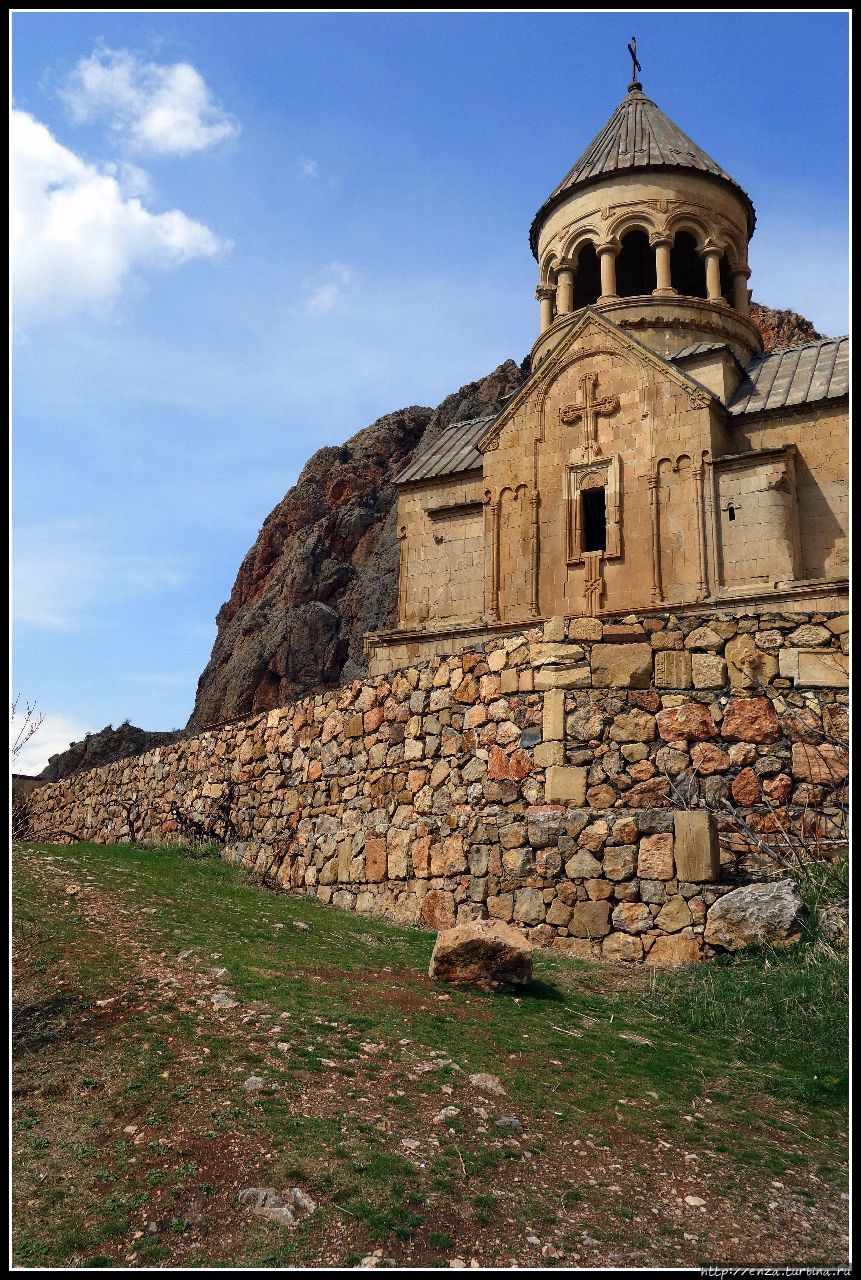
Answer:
728, 337, 849, 417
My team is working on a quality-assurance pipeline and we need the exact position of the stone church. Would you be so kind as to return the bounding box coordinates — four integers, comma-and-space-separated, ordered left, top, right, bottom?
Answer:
377, 76, 848, 665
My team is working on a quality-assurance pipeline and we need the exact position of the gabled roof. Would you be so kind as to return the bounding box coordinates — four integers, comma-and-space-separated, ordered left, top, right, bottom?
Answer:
530, 87, 756, 256
728, 336, 848, 417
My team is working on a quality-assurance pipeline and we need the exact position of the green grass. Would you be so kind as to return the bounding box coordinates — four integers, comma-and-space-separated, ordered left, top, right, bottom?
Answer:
12, 841, 849, 1269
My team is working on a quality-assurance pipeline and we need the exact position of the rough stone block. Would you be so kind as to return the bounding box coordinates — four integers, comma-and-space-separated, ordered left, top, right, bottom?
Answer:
500, 669, 518, 694
513, 888, 546, 925
419, 890, 457, 931
646, 931, 701, 968
637, 833, 675, 880
721, 697, 779, 743
567, 900, 612, 938
534, 665, 591, 690
704, 881, 803, 951
602, 845, 637, 880
545, 766, 587, 805
564, 850, 602, 879
611, 902, 653, 934
487, 893, 514, 922
725, 634, 778, 689
542, 689, 566, 741
567, 617, 604, 641
655, 895, 693, 933
429, 920, 532, 990
533, 741, 565, 768
364, 836, 388, 883
530, 642, 585, 667
543, 616, 566, 642
654, 650, 693, 689
684, 626, 724, 651
673, 810, 719, 882
791, 742, 849, 785
602, 932, 644, 962
779, 648, 848, 688
656, 703, 716, 741
691, 654, 728, 688
590, 643, 653, 689
787, 624, 831, 647
609, 708, 656, 743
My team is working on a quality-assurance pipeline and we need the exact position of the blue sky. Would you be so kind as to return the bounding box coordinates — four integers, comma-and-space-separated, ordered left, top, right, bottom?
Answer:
11, 11, 849, 771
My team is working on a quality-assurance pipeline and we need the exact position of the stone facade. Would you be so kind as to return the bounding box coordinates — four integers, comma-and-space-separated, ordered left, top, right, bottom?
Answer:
380, 86, 847, 660
27, 609, 848, 967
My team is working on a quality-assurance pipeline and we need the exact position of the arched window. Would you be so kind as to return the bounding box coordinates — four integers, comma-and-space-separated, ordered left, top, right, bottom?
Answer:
615, 229, 657, 297
670, 231, 707, 298
719, 253, 734, 305
572, 242, 601, 308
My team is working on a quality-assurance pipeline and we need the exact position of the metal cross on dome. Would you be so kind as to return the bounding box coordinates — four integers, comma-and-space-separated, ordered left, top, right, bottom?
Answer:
627, 36, 642, 90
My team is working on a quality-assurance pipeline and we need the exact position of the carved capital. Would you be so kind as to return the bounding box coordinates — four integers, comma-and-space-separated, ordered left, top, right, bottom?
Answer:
535, 284, 557, 300
595, 238, 621, 258
686, 387, 713, 410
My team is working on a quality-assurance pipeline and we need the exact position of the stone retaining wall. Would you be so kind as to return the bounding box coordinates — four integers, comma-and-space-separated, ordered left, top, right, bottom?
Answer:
27, 608, 848, 967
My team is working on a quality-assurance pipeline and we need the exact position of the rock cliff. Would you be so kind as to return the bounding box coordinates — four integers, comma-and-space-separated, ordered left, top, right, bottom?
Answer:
39, 723, 182, 783
749, 301, 824, 351
185, 360, 527, 731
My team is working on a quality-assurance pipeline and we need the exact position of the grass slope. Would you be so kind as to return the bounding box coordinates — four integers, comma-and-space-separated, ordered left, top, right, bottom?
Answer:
12, 842, 849, 1269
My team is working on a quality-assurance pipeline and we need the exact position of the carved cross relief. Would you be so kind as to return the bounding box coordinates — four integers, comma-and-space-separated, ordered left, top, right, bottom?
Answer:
560, 372, 620, 463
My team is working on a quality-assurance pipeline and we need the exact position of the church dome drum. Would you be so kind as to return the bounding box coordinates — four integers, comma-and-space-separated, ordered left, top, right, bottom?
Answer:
530, 81, 762, 369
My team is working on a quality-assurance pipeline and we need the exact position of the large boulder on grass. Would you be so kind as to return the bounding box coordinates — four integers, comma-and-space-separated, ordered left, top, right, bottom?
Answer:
429, 920, 533, 992
704, 880, 804, 952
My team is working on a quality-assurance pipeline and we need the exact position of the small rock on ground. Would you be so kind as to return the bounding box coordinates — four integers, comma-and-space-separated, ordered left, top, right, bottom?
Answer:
238, 1186, 316, 1226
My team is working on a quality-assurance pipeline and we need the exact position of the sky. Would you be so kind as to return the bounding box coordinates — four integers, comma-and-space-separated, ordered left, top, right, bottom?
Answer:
11, 10, 850, 773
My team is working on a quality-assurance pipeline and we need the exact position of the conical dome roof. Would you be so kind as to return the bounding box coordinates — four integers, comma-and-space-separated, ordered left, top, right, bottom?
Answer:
530, 87, 756, 257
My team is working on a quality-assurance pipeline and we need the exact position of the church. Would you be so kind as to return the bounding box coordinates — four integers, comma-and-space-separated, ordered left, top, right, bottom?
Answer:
376, 68, 848, 664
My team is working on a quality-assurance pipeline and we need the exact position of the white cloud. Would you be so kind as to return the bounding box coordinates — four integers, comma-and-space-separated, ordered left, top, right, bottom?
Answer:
300, 159, 318, 178
13, 522, 185, 630
60, 46, 240, 156
302, 260, 354, 315
11, 711, 89, 776
11, 109, 229, 324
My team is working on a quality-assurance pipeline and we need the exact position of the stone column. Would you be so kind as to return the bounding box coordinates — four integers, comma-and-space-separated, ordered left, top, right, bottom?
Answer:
648, 471, 663, 603
529, 491, 541, 617
597, 242, 619, 301
731, 265, 751, 315
650, 235, 675, 295
536, 284, 556, 333
556, 261, 576, 315
489, 499, 501, 621
692, 464, 708, 599
702, 247, 723, 301
397, 526, 408, 623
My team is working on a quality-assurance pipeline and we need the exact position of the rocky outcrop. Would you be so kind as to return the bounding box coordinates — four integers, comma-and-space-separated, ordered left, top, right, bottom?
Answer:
750, 302, 825, 351
186, 361, 527, 731
39, 723, 182, 783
